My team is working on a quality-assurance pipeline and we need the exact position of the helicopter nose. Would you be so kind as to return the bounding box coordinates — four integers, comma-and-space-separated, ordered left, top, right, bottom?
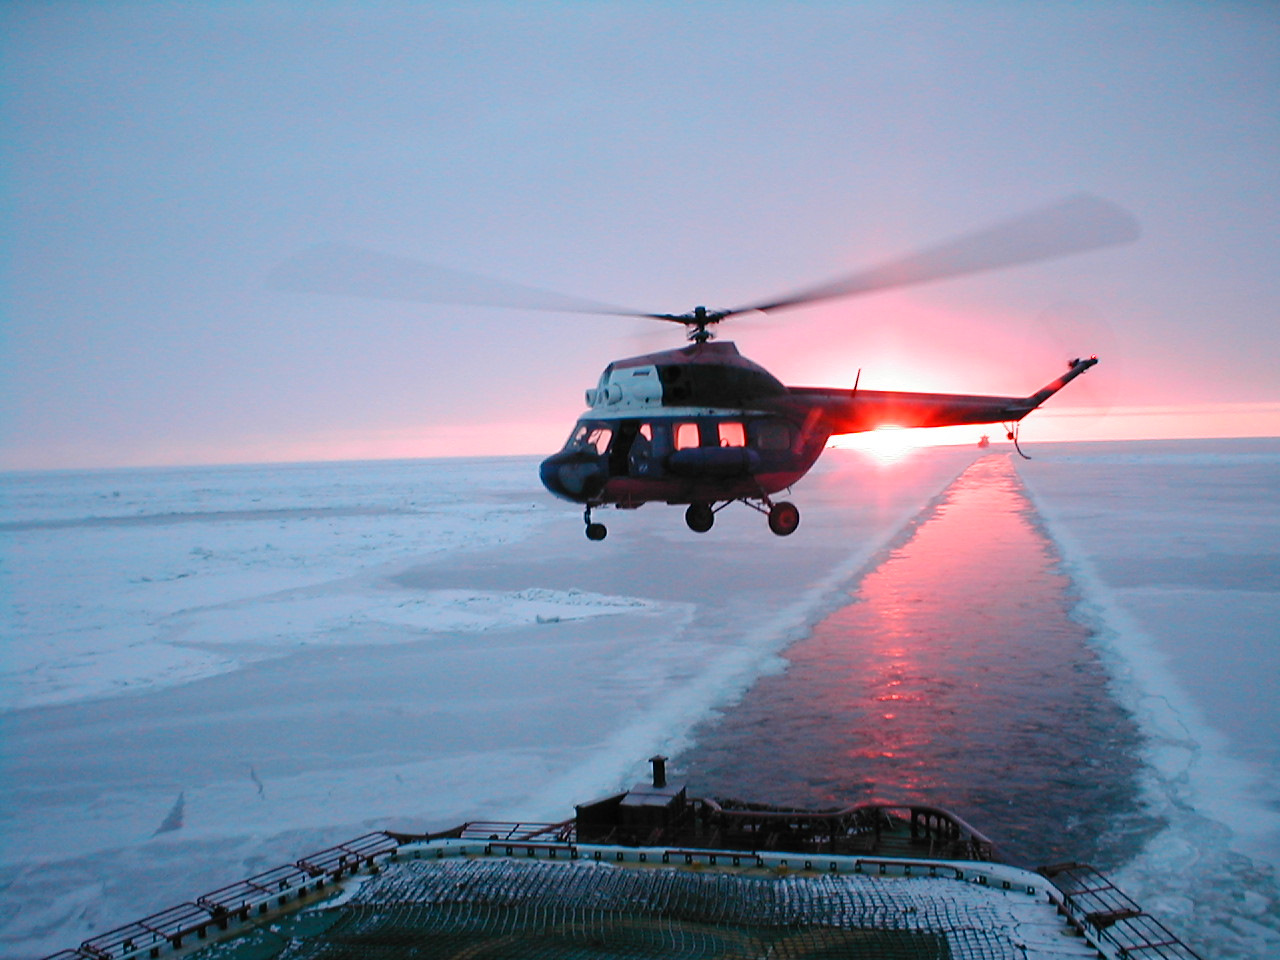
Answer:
539, 452, 605, 502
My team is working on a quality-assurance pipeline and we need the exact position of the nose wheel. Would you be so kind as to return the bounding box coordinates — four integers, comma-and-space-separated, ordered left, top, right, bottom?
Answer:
584, 506, 607, 541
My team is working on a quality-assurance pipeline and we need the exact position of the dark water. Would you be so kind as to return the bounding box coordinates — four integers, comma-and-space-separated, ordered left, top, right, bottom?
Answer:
674, 455, 1161, 868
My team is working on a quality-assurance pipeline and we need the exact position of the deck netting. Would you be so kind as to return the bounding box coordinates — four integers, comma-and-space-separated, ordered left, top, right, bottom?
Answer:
237, 858, 1041, 960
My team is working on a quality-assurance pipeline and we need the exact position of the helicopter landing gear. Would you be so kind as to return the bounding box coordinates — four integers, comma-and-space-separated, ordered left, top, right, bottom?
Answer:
584, 506, 607, 541
767, 500, 800, 536
735, 496, 801, 536
685, 502, 715, 533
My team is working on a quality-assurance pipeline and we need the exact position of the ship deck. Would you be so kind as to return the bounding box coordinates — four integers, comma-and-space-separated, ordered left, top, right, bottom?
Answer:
41, 826, 1201, 960
206, 846, 1079, 960
41, 773, 1202, 960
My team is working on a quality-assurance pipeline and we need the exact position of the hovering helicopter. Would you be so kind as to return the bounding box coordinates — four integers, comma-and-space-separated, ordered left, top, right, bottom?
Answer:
271, 194, 1137, 541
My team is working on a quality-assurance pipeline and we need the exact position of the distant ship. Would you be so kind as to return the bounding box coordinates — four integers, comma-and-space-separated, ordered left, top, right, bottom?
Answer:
42, 757, 1201, 960
979, 434, 991, 448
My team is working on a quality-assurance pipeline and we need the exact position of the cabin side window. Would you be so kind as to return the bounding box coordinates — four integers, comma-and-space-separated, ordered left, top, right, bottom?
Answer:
752, 420, 793, 451
674, 422, 700, 450
718, 422, 746, 447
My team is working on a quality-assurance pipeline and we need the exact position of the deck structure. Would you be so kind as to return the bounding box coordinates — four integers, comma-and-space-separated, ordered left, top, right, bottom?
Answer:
41, 761, 1200, 960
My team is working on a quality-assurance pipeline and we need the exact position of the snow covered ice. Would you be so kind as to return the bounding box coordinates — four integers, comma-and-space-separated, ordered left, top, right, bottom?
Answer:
1, 439, 1277, 959
1018, 439, 1280, 956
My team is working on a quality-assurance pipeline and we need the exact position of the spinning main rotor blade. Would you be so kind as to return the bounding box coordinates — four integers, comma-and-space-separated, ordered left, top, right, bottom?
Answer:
270, 194, 1138, 331
722, 193, 1140, 318
267, 242, 643, 317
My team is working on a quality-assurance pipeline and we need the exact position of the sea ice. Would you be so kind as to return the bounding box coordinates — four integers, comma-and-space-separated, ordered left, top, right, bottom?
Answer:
0, 447, 979, 958
1017, 438, 1280, 959
2, 440, 1275, 959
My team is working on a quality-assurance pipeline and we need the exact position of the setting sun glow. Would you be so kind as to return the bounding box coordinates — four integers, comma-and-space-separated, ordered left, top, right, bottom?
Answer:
831, 425, 922, 463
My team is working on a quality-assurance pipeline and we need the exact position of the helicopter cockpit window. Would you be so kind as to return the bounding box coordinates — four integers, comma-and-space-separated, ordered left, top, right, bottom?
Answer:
566, 424, 613, 455
718, 422, 746, 447
586, 427, 613, 455
674, 422, 700, 450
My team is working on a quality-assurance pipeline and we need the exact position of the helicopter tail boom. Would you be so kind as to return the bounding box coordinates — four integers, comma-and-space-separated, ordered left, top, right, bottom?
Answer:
783, 357, 1099, 435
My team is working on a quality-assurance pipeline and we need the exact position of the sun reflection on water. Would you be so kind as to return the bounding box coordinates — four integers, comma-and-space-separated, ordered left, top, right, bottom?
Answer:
677, 454, 1157, 866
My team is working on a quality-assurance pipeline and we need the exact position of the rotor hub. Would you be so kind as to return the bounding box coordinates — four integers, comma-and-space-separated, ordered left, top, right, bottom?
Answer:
682, 305, 725, 343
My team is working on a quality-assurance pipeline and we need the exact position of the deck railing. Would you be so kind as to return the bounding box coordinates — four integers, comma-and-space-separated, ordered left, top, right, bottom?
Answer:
42, 832, 401, 960
1041, 862, 1203, 960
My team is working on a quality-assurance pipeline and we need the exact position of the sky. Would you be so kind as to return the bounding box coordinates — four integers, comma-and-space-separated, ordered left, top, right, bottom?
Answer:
2, 1, 1277, 470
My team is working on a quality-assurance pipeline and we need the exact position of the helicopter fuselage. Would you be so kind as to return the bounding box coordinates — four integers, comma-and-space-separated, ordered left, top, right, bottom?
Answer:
539, 341, 828, 510
539, 340, 1099, 539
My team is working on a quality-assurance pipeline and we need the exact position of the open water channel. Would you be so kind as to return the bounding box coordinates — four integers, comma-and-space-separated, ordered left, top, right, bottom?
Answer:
674, 454, 1162, 869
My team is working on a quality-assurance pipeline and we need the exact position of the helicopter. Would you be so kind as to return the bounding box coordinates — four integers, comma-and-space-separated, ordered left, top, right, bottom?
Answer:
270, 194, 1137, 541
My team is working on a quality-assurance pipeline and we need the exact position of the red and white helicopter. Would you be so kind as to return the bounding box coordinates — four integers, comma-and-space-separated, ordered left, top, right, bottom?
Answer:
273, 194, 1136, 540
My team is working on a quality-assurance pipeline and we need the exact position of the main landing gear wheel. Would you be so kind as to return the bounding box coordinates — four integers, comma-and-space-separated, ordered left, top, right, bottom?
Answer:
685, 502, 715, 533
768, 501, 800, 536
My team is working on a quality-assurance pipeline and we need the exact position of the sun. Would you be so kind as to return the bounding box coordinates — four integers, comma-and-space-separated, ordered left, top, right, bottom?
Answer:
829, 425, 922, 463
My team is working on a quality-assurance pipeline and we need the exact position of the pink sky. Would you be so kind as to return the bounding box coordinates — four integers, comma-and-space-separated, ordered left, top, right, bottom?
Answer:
3, 3, 1276, 471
